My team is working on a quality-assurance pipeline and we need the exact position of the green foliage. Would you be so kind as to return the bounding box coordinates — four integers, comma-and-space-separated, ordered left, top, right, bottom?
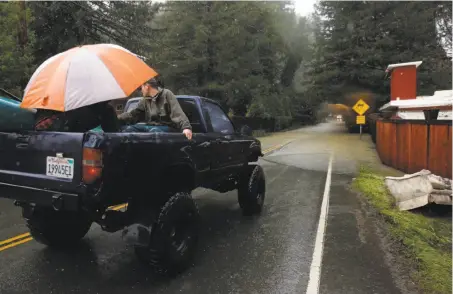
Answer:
150, 1, 313, 118
274, 116, 293, 131
305, 1, 452, 106
0, 1, 161, 97
28, 1, 160, 63
0, 1, 316, 123
0, 2, 35, 96
28, 1, 97, 62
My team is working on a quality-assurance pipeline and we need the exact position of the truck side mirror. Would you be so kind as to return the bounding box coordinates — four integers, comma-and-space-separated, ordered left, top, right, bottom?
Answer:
239, 125, 253, 136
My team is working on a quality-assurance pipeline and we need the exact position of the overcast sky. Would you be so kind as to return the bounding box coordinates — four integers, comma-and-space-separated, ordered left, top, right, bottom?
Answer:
293, 0, 316, 16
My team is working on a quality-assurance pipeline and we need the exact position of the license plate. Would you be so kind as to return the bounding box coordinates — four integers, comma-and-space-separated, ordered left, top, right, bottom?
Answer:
46, 156, 74, 179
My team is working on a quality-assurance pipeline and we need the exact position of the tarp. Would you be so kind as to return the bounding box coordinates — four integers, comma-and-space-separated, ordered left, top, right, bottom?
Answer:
385, 170, 452, 211
0, 97, 35, 132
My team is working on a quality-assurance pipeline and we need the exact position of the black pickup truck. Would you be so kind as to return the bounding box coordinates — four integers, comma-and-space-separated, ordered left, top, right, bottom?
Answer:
0, 95, 265, 275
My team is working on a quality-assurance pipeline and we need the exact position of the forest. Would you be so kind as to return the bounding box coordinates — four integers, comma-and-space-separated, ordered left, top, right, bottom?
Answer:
0, 1, 451, 126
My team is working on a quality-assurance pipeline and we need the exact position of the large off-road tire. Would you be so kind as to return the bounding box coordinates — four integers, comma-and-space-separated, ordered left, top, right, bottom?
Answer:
134, 192, 200, 276
238, 164, 266, 216
24, 207, 92, 247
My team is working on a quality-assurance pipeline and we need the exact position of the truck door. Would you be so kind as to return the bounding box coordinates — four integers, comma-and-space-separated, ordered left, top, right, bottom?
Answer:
177, 98, 212, 177
202, 101, 239, 181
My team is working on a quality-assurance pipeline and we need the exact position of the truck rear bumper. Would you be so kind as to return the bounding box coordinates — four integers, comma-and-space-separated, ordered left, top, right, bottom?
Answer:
0, 181, 80, 211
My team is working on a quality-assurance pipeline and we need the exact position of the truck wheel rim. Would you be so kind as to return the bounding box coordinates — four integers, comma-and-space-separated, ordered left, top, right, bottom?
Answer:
169, 212, 196, 257
170, 225, 188, 254
256, 193, 263, 205
256, 175, 265, 206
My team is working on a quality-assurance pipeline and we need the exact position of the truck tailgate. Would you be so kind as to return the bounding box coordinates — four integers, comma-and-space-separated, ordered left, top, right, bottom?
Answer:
0, 131, 85, 193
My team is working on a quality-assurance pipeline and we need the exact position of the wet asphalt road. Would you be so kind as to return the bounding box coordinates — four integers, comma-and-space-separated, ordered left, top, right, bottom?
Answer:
0, 123, 404, 294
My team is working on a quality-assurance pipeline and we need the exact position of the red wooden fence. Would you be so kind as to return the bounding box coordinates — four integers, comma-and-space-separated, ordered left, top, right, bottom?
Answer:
376, 120, 452, 179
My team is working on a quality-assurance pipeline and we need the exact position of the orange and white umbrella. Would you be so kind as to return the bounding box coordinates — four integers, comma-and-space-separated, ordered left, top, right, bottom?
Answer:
21, 44, 158, 111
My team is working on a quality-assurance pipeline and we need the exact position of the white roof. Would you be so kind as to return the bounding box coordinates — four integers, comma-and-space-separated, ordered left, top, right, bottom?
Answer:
380, 92, 452, 111
398, 110, 452, 120
433, 90, 453, 98
416, 90, 453, 100
386, 61, 423, 71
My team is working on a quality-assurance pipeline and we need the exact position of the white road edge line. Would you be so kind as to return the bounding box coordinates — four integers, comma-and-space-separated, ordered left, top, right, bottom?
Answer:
306, 152, 334, 294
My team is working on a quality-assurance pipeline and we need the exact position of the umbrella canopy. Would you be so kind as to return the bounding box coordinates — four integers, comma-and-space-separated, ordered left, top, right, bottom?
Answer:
20, 44, 158, 111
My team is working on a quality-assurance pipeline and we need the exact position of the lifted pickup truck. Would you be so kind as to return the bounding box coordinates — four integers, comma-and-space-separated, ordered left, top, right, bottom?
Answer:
0, 95, 265, 275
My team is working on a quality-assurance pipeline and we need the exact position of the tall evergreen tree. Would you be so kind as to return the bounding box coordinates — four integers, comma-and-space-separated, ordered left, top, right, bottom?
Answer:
28, 1, 160, 64
150, 1, 310, 118
305, 1, 452, 107
0, 2, 35, 96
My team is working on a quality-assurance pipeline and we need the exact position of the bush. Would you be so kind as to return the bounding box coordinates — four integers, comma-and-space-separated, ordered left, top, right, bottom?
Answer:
296, 114, 316, 125
274, 116, 293, 131
231, 116, 275, 132
231, 115, 295, 132
252, 129, 267, 137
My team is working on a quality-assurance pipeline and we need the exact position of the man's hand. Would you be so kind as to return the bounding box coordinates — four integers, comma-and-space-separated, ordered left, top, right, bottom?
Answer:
183, 128, 193, 140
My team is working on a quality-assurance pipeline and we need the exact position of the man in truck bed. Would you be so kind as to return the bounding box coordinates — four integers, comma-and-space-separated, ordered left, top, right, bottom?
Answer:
118, 78, 193, 140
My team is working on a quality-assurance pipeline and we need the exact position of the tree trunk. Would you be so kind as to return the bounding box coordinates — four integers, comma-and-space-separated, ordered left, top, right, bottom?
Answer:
17, 1, 28, 52
205, 2, 215, 84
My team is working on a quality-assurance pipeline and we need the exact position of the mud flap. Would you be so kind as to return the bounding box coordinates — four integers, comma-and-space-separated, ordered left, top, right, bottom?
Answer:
122, 223, 153, 247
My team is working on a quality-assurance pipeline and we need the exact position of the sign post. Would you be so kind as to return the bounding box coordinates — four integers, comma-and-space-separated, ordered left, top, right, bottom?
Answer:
356, 115, 366, 139
352, 99, 370, 140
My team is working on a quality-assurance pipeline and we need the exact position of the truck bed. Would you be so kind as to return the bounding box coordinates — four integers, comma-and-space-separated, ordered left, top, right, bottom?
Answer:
0, 130, 196, 210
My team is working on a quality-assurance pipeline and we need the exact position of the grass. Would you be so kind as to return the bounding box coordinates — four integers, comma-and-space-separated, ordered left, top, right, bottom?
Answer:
353, 167, 452, 294
252, 129, 269, 138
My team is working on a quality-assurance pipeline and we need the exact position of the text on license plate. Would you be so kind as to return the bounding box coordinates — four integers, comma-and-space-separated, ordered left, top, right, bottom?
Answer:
46, 156, 74, 179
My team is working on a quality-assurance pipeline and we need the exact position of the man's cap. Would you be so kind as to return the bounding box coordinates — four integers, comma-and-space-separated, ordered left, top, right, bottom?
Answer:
145, 78, 159, 88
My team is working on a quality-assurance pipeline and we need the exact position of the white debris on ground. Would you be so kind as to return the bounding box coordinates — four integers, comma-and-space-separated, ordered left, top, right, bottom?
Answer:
385, 170, 452, 211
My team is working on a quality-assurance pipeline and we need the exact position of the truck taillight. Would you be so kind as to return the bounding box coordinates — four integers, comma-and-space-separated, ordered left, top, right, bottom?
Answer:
82, 147, 103, 184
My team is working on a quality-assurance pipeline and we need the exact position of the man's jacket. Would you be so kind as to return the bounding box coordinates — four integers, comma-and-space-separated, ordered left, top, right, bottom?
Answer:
118, 89, 192, 131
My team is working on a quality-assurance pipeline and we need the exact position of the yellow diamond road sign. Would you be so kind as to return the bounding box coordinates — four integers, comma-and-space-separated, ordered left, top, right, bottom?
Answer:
356, 115, 366, 125
352, 99, 370, 115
